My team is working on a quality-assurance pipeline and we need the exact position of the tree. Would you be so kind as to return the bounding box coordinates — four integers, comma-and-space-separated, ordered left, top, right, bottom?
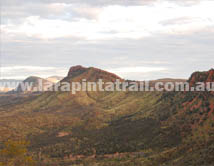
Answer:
0, 139, 36, 166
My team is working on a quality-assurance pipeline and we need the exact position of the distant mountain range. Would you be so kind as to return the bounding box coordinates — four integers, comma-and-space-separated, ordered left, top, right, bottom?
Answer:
0, 66, 189, 93
0, 79, 22, 93
0, 76, 63, 93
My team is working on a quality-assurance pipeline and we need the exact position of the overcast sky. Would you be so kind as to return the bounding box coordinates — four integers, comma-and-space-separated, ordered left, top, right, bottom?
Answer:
0, 0, 214, 80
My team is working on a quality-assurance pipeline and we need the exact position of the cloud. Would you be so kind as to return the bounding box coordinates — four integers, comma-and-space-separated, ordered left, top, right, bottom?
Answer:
1, 0, 204, 24
1, 0, 214, 80
1, 0, 157, 7
2, 27, 214, 80
1, 0, 203, 8
1, 3, 104, 23
170, 0, 201, 6
2, 1, 214, 40
1, 66, 67, 79
0, 0, 204, 26
70, 5, 102, 20
108, 66, 167, 73
160, 17, 201, 25
107, 66, 167, 80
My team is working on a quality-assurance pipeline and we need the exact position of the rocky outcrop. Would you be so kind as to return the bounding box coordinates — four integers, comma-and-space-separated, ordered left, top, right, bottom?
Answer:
188, 69, 214, 86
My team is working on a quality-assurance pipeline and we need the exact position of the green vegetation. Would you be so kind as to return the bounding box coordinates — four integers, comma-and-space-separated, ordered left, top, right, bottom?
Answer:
0, 140, 35, 166
0, 67, 214, 165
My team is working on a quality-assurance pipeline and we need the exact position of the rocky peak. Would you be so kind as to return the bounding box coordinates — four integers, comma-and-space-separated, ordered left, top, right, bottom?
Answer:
188, 69, 214, 86
67, 65, 87, 78
66, 65, 122, 82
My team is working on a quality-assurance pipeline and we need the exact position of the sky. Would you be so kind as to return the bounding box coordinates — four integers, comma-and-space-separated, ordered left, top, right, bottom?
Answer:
0, 0, 214, 80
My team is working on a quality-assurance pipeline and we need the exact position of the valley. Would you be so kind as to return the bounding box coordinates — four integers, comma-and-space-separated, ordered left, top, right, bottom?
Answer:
0, 66, 214, 165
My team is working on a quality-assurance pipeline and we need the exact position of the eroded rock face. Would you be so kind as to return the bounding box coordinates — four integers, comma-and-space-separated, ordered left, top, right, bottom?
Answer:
67, 65, 122, 82
67, 65, 87, 78
188, 69, 214, 86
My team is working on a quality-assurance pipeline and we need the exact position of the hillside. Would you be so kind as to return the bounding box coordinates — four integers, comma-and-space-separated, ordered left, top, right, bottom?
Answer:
15, 76, 54, 93
63, 65, 122, 82
0, 66, 214, 166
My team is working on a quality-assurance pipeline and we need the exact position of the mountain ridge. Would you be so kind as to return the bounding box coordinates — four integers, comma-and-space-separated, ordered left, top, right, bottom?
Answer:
189, 68, 214, 86
64, 65, 123, 82
0, 66, 214, 166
